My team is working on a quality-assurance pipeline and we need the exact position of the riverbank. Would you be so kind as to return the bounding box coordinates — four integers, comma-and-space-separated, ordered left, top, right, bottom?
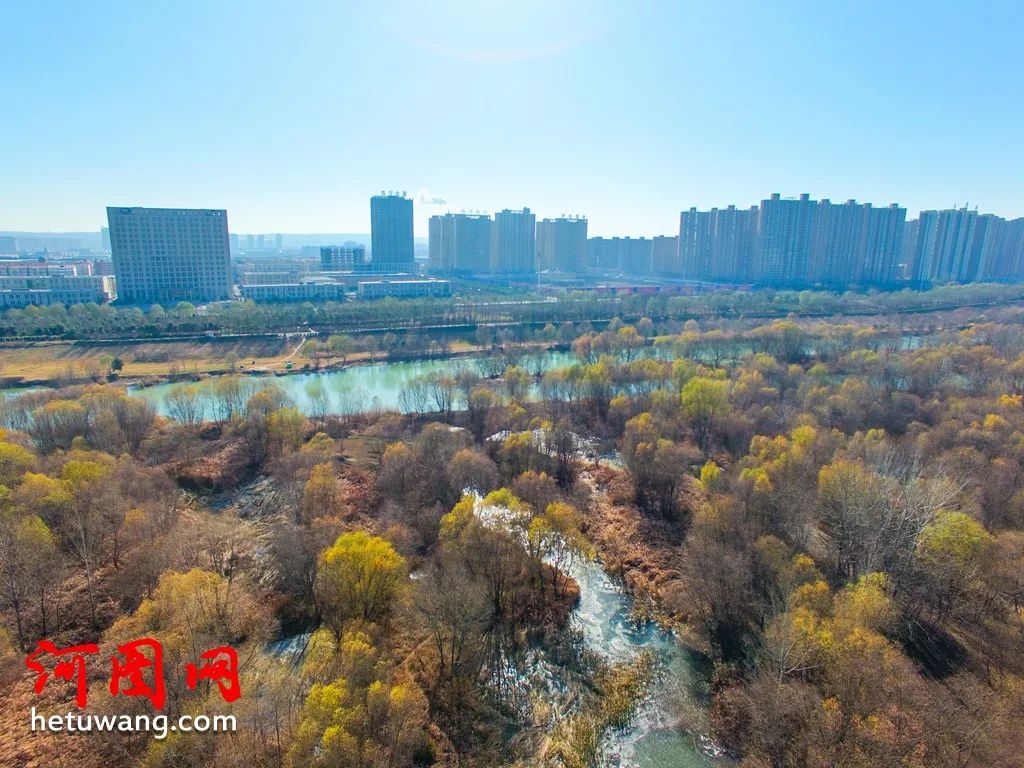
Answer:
580, 464, 705, 638
570, 461, 730, 767
0, 337, 567, 389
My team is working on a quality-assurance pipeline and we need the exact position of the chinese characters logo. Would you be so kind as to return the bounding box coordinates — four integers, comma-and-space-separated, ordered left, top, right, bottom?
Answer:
25, 638, 240, 709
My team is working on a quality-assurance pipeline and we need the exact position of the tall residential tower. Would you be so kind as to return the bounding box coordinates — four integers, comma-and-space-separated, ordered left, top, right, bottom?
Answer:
429, 213, 493, 273
491, 208, 536, 273
370, 192, 414, 271
536, 216, 588, 274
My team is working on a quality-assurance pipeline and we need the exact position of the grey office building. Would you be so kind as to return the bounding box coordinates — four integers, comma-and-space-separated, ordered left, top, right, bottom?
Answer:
107, 206, 232, 304
370, 193, 414, 271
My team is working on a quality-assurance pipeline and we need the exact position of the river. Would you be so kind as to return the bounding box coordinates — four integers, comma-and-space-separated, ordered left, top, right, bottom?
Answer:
132, 350, 576, 416
129, 330, 934, 419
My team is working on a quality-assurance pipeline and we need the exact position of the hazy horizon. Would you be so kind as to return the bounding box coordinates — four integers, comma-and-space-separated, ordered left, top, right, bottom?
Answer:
3, 0, 1022, 237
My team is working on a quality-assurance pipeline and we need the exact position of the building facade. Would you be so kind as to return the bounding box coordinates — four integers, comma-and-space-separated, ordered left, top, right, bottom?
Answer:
0, 274, 116, 308
320, 243, 367, 271
429, 213, 493, 273
676, 194, 904, 287
370, 193, 414, 271
651, 235, 679, 275
587, 237, 652, 272
107, 206, 232, 304
537, 216, 588, 273
239, 281, 345, 302
906, 208, 1024, 284
491, 208, 536, 273
357, 279, 451, 299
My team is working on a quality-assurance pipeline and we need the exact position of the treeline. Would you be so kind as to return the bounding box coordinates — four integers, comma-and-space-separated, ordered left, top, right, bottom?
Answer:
2, 282, 1023, 340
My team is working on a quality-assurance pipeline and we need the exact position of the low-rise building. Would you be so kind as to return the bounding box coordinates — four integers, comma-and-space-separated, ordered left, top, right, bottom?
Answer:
237, 271, 302, 286
0, 274, 116, 307
239, 281, 347, 302
357, 279, 451, 299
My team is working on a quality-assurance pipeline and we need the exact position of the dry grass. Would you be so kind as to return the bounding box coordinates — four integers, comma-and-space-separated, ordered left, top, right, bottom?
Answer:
0, 338, 298, 382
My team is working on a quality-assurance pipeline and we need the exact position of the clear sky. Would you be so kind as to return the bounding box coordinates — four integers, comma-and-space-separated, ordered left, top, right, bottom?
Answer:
2, 0, 1022, 237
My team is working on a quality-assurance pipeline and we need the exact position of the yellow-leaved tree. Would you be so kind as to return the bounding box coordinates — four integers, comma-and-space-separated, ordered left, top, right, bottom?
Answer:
315, 531, 406, 640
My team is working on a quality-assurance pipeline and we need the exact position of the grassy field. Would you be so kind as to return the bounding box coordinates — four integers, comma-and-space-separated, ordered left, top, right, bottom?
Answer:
0, 337, 305, 383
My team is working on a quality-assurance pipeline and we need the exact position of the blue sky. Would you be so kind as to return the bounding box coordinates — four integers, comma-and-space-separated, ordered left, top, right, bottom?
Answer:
2, 0, 1022, 236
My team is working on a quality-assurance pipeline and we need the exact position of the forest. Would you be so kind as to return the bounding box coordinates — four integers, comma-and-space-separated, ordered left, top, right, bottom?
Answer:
0, 291, 1021, 767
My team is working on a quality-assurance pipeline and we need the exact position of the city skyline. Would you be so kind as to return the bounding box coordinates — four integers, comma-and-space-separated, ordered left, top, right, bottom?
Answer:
4, 192, 1022, 244
2, 1, 1023, 235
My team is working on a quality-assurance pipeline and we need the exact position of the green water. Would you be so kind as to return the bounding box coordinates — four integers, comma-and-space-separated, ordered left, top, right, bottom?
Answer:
132, 350, 576, 416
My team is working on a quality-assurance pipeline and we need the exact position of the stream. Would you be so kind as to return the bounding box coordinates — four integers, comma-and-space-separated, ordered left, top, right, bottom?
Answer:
567, 557, 723, 768
268, 558, 722, 767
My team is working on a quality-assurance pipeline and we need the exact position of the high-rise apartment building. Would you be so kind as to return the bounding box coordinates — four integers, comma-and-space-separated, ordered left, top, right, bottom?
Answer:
906, 208, 1024, 284
857, 204, 906, 285
677, 205, 757, 282
758, 193, 816, 285
321, 243, 367, 271
491, 208, 536, 273
900, 219, 920, 280
587, 237, 652, 272
977, 218, 1024, 280
537, 216, 587, 273
677, 194, 904, 287
909, 208, 978, 284
809, 199, 863, 285
712, 206, 757, 282
107, 206, 232, 304
429, 213, 493, 273
651, 236, 679, 275
370, 192, 414, 271
678, 208, 715, 279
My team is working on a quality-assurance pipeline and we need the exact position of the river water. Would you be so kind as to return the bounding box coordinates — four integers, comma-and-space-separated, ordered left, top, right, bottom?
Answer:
129, 331, 929, 419
132, 350, 576, 416
568, 557, 722, 768
268, 558, 721, 768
